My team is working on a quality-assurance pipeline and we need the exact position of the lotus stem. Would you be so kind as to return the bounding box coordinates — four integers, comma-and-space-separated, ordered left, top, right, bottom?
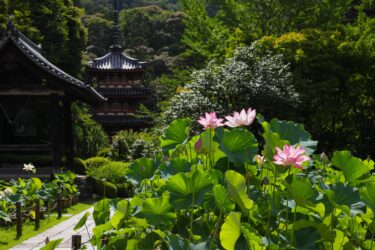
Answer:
285, 167, 291, 243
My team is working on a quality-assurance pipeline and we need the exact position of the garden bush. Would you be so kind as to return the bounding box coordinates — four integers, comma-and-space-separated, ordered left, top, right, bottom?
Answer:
110, 129, 159, 161
73, 157, 86, 175
85, 157, 109, 170
96, 148, 111, 158
93, 179, 118, 198
87, 161, 129, 184
77, 109, 375, 250
163, 46, 299, 130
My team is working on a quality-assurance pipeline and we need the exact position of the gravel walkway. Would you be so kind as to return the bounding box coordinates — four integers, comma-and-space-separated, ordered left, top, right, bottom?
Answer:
9, 207, 95, 250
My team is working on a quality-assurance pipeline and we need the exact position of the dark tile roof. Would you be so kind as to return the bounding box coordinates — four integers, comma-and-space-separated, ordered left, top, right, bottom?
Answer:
98, 87, 151, 97
94, 115, 151, 125
0, 22, 106, 104
88, 45, 146, 71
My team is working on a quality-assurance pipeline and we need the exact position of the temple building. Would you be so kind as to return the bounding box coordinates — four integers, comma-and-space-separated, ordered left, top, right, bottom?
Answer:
0, 22, 105, 176
86, 0, 152, 135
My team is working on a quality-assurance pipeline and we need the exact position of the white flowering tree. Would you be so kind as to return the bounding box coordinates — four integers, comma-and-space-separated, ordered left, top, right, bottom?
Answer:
163, 46, 300, 128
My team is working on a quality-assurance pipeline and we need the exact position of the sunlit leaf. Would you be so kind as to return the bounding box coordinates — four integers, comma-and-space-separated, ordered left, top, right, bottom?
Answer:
220, 212, 242, 250
225, 170, 253, 214
160, 118, 191, 154
74, 212, 90, 230
40, 238, 63, 250
215, 128, 258, 165
165, 170, 213, 209
213, 184, 235, 212
332, 151, 370, 184
136, 193, 176, 226
126, 158, 159, 185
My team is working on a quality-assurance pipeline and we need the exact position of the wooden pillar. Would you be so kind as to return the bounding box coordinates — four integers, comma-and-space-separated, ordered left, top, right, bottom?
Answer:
50, 94, 62, 169
63, 96, 74, 170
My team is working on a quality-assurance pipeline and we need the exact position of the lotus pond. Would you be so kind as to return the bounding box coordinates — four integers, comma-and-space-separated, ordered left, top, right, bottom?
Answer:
75, 110, 375, 249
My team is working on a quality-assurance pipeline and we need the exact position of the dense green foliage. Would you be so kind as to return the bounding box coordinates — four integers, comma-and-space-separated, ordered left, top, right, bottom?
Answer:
0, 0, 87, 77
87, 161, 129, 183
254, 28, 375, 157
110, 129, 159, 161
77, 114, 375, 249
164, 46, 299, 129
72, 104, 109, 159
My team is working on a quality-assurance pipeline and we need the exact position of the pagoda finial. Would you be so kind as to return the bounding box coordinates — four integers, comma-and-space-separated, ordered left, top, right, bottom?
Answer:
110, 0, 123, 51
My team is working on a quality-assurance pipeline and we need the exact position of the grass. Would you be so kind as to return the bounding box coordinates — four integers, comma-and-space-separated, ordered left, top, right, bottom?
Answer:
0, 202, 93, 250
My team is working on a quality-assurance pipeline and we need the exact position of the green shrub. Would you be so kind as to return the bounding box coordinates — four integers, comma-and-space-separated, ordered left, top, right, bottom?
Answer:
73, 157, 87, 175
115, 183, 132, 198
87, 161, 129, 184
110, 129, 159, 161
97, 148, 111, 158
85, 157, 109, 170
93, 179, 118, 198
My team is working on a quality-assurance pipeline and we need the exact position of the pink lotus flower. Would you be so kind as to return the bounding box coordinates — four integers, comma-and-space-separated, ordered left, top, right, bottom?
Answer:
198, 112, 224, 130
273, 145, 311, 170
225, 108, 256, 128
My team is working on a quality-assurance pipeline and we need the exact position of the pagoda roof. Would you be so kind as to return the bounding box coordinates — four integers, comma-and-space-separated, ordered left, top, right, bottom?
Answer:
0, 22, 106, 105
88, 45, 146, 71
98, 87, 151, 97
94, 115, 151, 125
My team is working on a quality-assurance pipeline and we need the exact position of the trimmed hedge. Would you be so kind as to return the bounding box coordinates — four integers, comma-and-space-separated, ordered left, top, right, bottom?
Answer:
87, 161, 129, 183
85, 157, 110, 170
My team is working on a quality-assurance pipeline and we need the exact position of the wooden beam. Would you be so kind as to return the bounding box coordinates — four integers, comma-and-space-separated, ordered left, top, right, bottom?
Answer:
50, 94, 62, 169
63, 97, 74, 171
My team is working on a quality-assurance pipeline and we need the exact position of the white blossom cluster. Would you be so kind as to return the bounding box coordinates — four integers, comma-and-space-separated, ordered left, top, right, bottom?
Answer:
164, 45, 300, 127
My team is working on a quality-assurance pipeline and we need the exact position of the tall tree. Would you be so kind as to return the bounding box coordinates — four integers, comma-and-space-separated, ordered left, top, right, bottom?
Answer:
0, 0, 87, 77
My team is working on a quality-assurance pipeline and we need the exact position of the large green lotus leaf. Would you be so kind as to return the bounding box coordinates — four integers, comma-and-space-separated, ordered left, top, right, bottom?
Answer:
159, 158, 191, 178
225, 170, 253, 214
261, 121, 288, 161
160, 118, 191, 154
215, 128, 258, 165
360, 182, 375, 211
241, 223, 264, 248
213, 184, 235, 212
108, 236, 127, 249
136, 194, 176, 226
332, 151, 370, 184
126, 158, 159, 185
285, 174, 318, 206
93, 198, 110, 225
293, 220, 332, 242
270, 118, 317, 155
220, 212, 242, 250
294, 227, 320, 250
165, 170, 214, 209
325, 183, 364, 216
110, 210, 126, 229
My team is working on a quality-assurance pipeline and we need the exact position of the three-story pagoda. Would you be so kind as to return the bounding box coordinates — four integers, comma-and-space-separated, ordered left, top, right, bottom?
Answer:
86, 0, 152, 135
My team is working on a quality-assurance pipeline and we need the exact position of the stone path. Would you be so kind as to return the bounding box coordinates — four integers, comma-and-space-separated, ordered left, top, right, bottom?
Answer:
10, 207, 95, 250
